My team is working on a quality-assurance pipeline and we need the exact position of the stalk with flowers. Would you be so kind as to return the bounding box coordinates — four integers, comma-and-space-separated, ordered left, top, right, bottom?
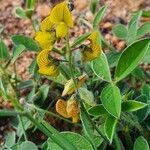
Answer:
0, 0, 150, 149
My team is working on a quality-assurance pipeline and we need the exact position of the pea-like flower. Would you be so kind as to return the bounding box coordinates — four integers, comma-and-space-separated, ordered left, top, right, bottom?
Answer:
62, 74, 88, 97
56, 97, 79, 123
82, 31, 101, 61
37, 49, 59, 76
49, 1, 73, 38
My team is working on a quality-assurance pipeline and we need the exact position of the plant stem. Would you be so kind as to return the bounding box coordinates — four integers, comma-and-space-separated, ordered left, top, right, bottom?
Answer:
66, 32, 108, 142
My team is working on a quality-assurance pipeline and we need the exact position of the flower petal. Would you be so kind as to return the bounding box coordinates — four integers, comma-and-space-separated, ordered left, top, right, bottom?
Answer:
35, 31, 56, 49
62, 74, 87, 96
49, 1, 73, 27
56, 22, 68, 38
56, 99, 69, 118
82, 31, 101, 61
41, 16, 54, 31
66, 97, 79, 123
37, 49, 59, 76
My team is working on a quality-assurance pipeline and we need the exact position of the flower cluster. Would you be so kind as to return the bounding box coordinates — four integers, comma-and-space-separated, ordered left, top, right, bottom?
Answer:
56, 75, 87, 123
34, 1, 102, 123
35, 1, 73, 77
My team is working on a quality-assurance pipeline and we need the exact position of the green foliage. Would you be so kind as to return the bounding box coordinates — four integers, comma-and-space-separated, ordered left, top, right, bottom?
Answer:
104, 115, 117, 143
100, 83, 121, 118
112, 24, 127, 39
115, 38, 150, 82
12, 45, 26, 63
122, 100, 148, 112
88, 104, 107, 116
93, 6, 107, 28
12, 35, 39, 51
133, 136, 149, 150
0, 39, 10, 60
92, 52, 111, 82
19, 141, 38, 150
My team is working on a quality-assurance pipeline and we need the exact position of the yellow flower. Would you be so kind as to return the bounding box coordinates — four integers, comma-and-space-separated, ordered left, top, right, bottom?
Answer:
35, 31, 56, 50
49, 1, 73, 38
82, 31, 101, 61
37, 49, 59, 77
56, 97, 79, 123
40, 16, 54, 31
62, 74, 88, 97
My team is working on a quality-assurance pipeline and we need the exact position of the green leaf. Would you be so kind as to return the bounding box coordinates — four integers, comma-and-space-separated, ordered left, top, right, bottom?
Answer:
5, 131, 16, 148
115, 38, 150, 82
127, 11, 142, 44
47, 132, 94, 150
19, 141, 38, 150
101, 83, 121, 118
106, 51, 121, 68
80, 107, 96, 149
12, 45, 26, 63
131, 67, 145, 80
18, 80, 34, 90
39, 84, 49, 102
0, 40, 10, 60
133, 136, 149, 150
137, 22, 150, 38
135, 95, 148, 122
122, 100, 148, 112
88, 104, 108, 117
15, 7, 28, 19
104, 115, 117, 143
12, 35, 39, 51
78, 87, 95, 106
92, 52, 111, 82
71, 33, 91, 48
112, 24, 127, 39
47, 73, 67, 85
17, 117, 31, 138
41, 120, 77, 150
93, 6, 107, 28
141, 84, 150, 100
29, 59, 40, 79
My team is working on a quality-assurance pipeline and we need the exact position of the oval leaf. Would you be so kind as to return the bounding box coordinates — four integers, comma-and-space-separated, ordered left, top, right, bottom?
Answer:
12, 35, 39, 51
133, 136, 149, 150
112, 24, 127, 39
19, 141, 38, 150
122, 100, 148, 112
104, 115, 117, 143
100, 83, 121, 118
92, 52, 111, 82
88, 104, 108, 117
115, 38, 150, 82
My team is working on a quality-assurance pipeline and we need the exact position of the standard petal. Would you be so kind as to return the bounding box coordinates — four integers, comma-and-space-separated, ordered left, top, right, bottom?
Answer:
49, 1, 73, 27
